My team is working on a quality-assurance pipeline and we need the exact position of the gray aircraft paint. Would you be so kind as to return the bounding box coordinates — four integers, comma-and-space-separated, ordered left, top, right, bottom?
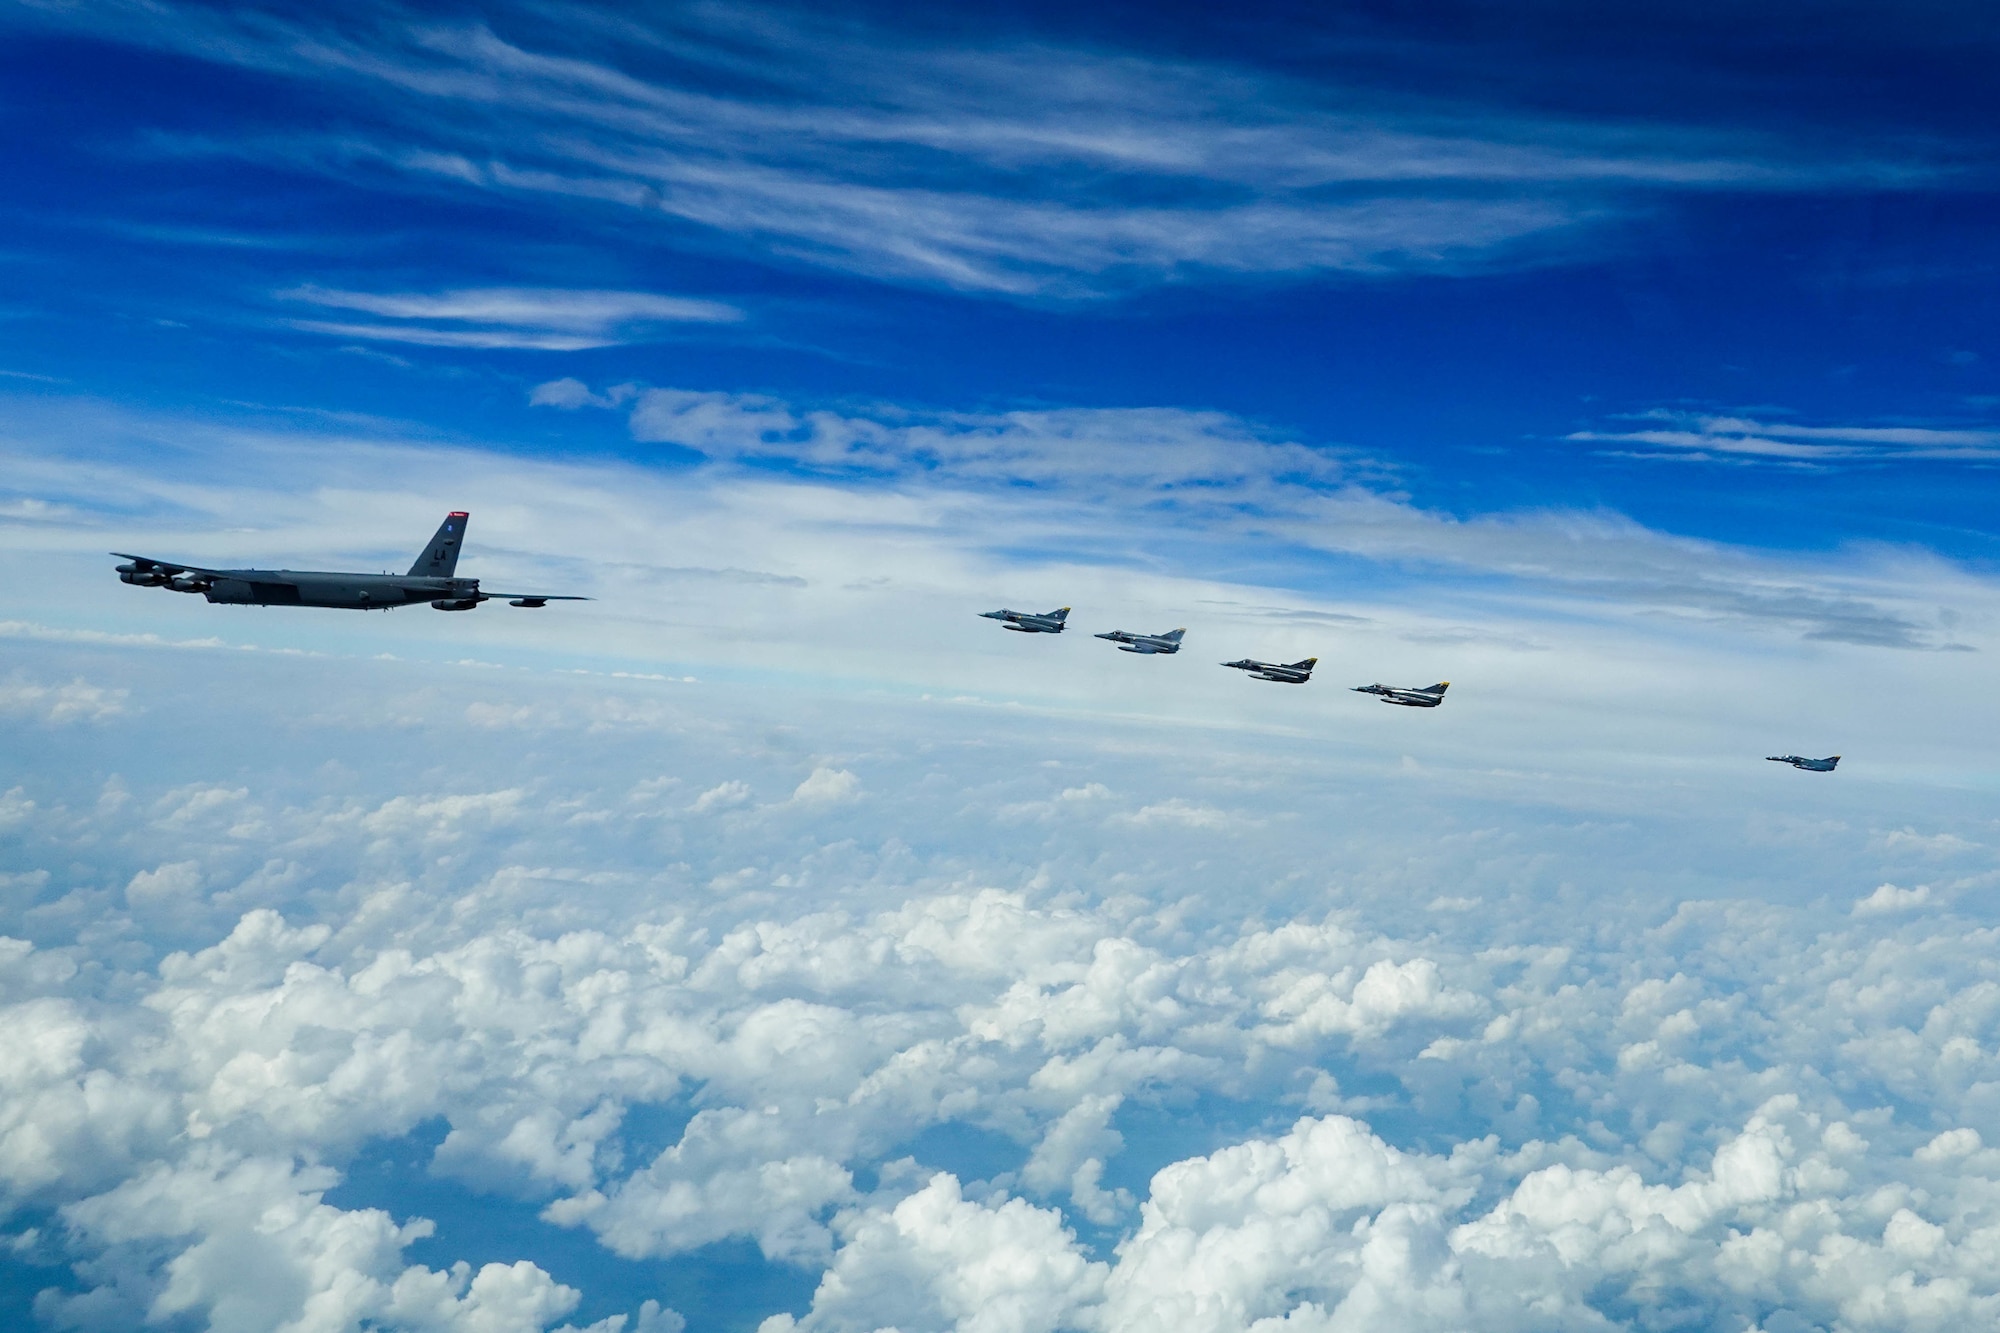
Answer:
1352, 681, 1450, 708
113, 511, 587, 611
1768, 755, 1840, 772
1095, 627, 1184, 655
980, 606, 1070, 634
1221, 656, 1316, 684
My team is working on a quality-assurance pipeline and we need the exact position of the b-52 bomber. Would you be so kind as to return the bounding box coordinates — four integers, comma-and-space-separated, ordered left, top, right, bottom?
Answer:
1768, 755, 1840, 772
1222, 656, 1316, 684
980, 607, 1070, 634
1096, 627, 1184, 655
112, 512, 587, 612
1352, 681, 1449, 708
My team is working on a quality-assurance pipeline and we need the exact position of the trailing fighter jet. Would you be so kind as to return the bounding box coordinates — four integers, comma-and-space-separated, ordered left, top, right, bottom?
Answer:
1096, 627, 1184, 655
112, 512, 588, 612
1768, 755, 1840, 772
1221, 656, 1316, 684
980, 606, 1070, 634
1352, 681, 1449, 708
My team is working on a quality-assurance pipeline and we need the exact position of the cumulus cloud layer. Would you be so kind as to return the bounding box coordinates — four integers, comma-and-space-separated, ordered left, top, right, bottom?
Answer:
2, 628, 2000, 1330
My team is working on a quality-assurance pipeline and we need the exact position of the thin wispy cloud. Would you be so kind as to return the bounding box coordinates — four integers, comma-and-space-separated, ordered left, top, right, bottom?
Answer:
22, 2, 1967, 298
277, 285, 741, 350
528, 380, 1981, 650
1571, 411, 2000, 463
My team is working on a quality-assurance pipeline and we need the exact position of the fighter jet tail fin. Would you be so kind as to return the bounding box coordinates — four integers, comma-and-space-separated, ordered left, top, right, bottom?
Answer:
1424, 682, 1450, 694
1289, 657, 1318, 669
1164, 628, 1186, 641
1049, 607, 1071, 621
409, 511, 469, 577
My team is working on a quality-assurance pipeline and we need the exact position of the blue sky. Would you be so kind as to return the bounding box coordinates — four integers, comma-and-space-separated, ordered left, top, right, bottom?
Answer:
5, 0, 1998, 556
6, 3, 2000, 1332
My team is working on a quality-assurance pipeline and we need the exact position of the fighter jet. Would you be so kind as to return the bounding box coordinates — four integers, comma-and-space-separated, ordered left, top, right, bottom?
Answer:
1221, 656, 1316, 684
1096, 627, 1185, 655
112, 511, 587, 611
1768, 755, 1840, 772
980, 606, 1070, 634
1352, 681, 1449, 708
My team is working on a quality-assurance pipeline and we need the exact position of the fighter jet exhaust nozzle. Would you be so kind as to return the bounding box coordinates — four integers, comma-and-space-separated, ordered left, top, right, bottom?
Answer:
430, 598, 482, 611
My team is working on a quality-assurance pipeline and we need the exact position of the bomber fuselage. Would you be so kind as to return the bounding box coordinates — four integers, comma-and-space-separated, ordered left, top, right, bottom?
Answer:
119, 564, 481, 610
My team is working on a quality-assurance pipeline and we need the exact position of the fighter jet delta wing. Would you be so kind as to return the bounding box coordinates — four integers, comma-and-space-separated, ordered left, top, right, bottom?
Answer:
1352, 681, 1450, 707
480, 594, 592, 608
1768, 755, 1840, 772
980, 606, 1070, 634
1221, 656, 1316, 684
112, 511, 589, 611
1096, 627, 1185, 655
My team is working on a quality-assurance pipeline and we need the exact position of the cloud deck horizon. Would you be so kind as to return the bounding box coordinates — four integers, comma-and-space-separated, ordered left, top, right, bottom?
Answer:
5, 644, 2000, 1332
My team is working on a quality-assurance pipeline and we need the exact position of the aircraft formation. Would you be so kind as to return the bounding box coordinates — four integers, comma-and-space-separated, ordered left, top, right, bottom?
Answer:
989, 605, 1446, 713
976, 605, 1835, 768
107, 513, 1837, 771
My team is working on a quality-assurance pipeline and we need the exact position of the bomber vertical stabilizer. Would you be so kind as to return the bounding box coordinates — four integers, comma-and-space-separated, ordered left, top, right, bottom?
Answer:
409, 511, 469, 577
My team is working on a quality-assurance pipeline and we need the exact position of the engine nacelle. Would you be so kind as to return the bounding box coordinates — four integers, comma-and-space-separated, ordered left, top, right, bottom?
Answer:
119, 570, 168, 585
167, 577, 210, 593
431, 598, 482, 611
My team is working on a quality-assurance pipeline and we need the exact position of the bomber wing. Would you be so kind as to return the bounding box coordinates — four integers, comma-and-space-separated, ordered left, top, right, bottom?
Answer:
112, 552, 218, 577
113, 553, 225, 590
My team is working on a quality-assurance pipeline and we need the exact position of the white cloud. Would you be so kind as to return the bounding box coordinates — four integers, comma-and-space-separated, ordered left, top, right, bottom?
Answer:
0, 672, 129, 723
1914, 1128, 1981, 1162
775, 1174, 1106, 1333
278, 286, 740, 351
10, 388, 2000, 1327
792, 768, 860, 806
1853, 882, 1932, 915
530, 378, 639, 410
691, 779, 754, 812
1114, 798, 1240, 829
1571, 410, 2000, 464
34, 5, 1955, 298
39, 1149, 598, 1333
514, 380, 1990, 652
5, 691, 2000, 1331
622, 388, 1352, 497
1878, 828, 1979, 856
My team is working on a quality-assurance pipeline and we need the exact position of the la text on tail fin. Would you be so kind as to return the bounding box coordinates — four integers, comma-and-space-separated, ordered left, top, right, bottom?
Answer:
410, 511, 468, 577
